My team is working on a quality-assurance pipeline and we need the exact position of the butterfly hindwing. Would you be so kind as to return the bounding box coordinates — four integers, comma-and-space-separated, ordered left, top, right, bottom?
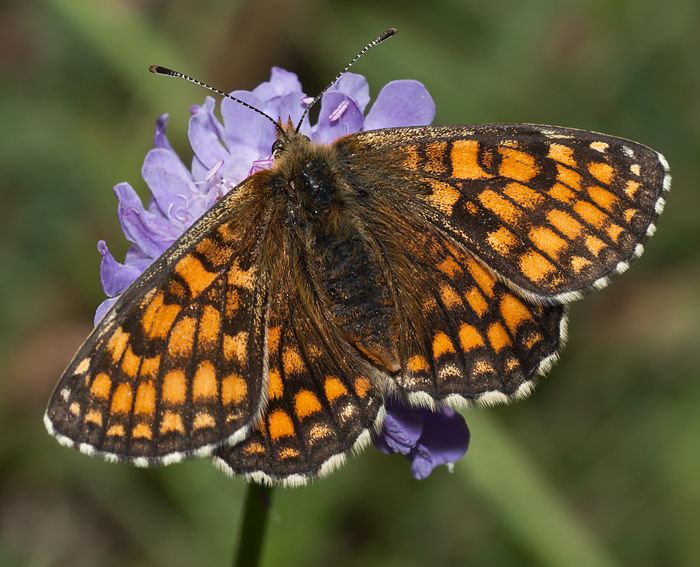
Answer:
44, 176, 274, 464
214, 288, 384, 485
336, 124, 670, 304
345, 195, 566, 405
395, 229, 565, 405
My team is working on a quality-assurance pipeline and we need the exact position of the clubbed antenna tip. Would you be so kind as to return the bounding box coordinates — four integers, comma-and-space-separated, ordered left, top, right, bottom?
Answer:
149, 65, 175, 76
380, 28, 398, 41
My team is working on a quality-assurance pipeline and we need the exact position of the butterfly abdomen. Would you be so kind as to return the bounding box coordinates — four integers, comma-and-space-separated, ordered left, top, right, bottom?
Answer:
315, 230, 400, 372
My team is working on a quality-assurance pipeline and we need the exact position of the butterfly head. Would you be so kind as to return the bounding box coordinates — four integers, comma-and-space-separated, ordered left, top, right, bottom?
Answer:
264, 123, 347, 228
271, 118, 311, 159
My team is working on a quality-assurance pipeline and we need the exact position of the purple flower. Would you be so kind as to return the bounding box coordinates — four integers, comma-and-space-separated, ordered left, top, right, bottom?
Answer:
97, 66, 468, 477
374, 400, 470, 479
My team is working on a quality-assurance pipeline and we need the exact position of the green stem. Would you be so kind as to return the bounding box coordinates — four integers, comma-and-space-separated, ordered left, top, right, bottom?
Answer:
234, 483, 273, 567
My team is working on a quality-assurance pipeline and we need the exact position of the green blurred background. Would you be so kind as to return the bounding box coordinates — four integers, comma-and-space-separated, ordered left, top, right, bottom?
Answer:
1, 0, 698, 565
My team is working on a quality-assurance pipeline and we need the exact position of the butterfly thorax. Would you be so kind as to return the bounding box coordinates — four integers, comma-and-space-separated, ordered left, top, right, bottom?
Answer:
268, 128, 401, 372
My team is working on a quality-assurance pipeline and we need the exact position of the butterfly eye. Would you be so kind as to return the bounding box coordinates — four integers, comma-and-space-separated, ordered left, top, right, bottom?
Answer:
271, 139, 285, 156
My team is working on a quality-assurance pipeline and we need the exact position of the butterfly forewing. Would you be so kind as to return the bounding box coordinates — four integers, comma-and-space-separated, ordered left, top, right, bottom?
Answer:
45, 176, 274, 464
337, 124, 670, 304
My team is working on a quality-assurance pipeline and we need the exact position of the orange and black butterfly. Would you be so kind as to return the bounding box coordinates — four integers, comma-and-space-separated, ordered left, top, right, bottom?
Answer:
45, 29, 670, 486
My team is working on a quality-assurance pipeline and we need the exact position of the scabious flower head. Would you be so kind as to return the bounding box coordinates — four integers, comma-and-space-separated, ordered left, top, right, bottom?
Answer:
97, 67, 469, 478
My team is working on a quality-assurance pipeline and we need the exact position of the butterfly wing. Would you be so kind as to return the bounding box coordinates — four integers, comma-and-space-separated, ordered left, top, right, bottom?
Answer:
214, 277, 385, 486
335, 124, 670, 304
393, 226, 566, 405
338, 188, 566, 405
45, 175, 275, 465
329, 123, 667, 404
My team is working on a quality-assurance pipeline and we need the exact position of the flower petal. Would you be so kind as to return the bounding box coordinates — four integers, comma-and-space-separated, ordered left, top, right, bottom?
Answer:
221, 90, 276, 156
188, 97, 229, 168
141, 148, 197, 220
330, 72, 370, 113
219, 151, 263, 187
373, 405, 424, 455
364, 80, 436, 130
409, 408, 470, 479
313, 92, 363, 144
253, 67, 303, 100
124, 247, 153, 273
267, 92, 308, 130
94, 297, 118, 326
409, 445, 438, 480
191, 155, 210, 183
114, 182, 178, 258
97, 240, 141, 297
153, 114, 174, 151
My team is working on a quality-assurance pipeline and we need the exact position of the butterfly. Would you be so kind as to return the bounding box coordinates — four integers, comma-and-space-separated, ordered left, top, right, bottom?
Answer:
45, 29, 670, 486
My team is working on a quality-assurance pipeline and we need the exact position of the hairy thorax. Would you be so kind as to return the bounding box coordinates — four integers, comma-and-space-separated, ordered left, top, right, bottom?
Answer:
268, 131, 400, 372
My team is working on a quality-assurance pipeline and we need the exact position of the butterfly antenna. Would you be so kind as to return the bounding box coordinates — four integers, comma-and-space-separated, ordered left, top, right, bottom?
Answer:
295, 27, 397, 132
148, 65, 285, 136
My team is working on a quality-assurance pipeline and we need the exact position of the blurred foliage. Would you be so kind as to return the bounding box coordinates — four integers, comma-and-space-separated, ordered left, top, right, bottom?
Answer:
1, 0, 699, 565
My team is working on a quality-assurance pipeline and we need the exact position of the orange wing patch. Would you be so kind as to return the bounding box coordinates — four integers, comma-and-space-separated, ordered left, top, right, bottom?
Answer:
547, 143, 577, 167
160, 411, 185, 434
499, 294, 533, 333
198, 305, 221, 348
222, 374, 247, 405
588, 162, 614, 185
162, 370, 186, 404
110, 383, 133, 415
487, 322, 512, 353
547, 209, 583, 239
519, 251, 556, 283
324, 376, 348, 402
503, 182, 545, 209
223, 332, 248, 363
424, 179, 461, 215
268, 410, 295, 441
459, 323, 485, 352
465, 287, 489, 317
140, 355, 160, 379
120, 345, 141, 378
134, 382, 155, 416
192, 361, 217, 401
267, 369, 283, 400
478, 189, 522, 225
487, 226, 518, 255
295, 390, 322, 419
90, 373, 111, 400
175, 255, 217, 298
108, 327, 130, 363
168, 316, 196, 357
529, 226, 568, 260
498, 147, 539, 183
451, 140, 492, 179
407, 355, 430, 373
142, 292, 181, 339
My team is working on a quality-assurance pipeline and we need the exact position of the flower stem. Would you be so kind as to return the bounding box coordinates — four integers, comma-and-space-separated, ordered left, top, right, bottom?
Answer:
234, 483, 273, 567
